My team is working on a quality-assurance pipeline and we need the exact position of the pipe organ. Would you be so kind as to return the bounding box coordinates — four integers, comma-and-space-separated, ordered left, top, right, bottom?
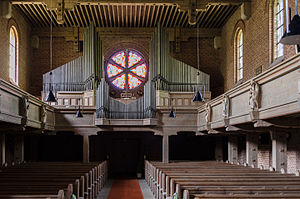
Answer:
43, 24, 102, 92
43, 23, 210, 119
150, 24, 210, 92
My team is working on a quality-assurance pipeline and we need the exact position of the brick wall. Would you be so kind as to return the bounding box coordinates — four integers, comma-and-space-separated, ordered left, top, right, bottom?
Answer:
30, 36, 81, 96
258, 145, 272, 170
220, 0, 299, 92
287, 131, 300, 174
170, 38, 222, 97
102, 37, 150, 61
0, 6, 32, 92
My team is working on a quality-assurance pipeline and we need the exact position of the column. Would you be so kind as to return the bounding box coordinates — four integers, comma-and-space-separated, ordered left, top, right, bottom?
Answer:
215, 136, 223, 161
271, 131, 287, 171
83, 135, 90, 163
162, 135, 169, 163
0, 134, 5, 165
228, 135, 238, 163
246, 133, 258, 167
14, 134, 24, 164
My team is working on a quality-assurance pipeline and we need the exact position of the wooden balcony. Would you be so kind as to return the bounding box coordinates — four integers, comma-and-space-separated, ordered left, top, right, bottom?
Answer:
0, 79, 55, 132
197, 54, 300, 133
42, 90, 95, 108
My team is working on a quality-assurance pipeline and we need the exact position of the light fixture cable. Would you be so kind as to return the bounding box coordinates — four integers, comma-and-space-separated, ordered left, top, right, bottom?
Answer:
45, 0, 57, 102
193, 17, 205, 102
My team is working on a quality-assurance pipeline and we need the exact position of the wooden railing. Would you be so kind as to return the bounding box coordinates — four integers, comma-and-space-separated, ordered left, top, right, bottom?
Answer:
198, 53, 300, 133
42, 90, 95, 108
0, 79, 55, 131
156, 90, 211, 108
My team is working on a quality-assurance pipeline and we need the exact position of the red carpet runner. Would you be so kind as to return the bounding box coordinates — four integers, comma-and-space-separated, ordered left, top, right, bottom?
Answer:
107, 179, 144, 199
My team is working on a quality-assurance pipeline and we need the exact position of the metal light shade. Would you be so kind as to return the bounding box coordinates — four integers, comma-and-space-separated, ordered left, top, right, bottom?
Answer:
169, 109, 176, 118
193, 90, 205, 102
45, 90, 56, 102
75, 107, 83, 118
280, 15, 300, 45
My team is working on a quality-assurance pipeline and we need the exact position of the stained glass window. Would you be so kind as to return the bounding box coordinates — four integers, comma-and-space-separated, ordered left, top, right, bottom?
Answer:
106, 50, 148, 91
274, 0, 284, 58
9, 26, 18, 85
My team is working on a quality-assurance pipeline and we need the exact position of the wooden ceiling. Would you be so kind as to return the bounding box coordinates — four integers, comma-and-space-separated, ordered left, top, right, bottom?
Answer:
13, 2, 239, 28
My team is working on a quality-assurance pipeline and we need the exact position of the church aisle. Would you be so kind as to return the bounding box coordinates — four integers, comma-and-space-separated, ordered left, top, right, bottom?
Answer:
107, 179, 144, 199
97, 179, 154, 199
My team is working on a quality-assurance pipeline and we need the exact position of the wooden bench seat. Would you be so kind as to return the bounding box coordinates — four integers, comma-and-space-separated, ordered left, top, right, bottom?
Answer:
145, 160, 300, 199
0, 161, 108, 199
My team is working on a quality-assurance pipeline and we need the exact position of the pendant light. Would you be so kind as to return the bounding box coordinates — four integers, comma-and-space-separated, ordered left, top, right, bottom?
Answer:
45, 0, 57, 102
168, 98, 176, 118
280, 0, 300, 45
193, 20, 205, 102
75, 98, 83, 118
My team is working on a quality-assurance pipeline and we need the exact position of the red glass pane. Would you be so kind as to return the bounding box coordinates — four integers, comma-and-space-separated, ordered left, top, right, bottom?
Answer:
107, 64, 123, 78
128, 51, 142, 68
112, 51, 126, 68
112, 74, 126, 89
128, 74, 142, 89
131, 64, 146, 78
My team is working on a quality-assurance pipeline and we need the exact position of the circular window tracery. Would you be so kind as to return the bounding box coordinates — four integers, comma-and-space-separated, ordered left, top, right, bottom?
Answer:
105, 49, 148, 97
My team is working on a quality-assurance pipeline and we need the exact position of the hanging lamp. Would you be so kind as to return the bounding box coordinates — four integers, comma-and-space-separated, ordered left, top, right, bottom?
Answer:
193, 20, 205, 102
75, 98, 83, 118
280, 0, 300, 45
168, 98, 176, 118
45, 0, 57, 102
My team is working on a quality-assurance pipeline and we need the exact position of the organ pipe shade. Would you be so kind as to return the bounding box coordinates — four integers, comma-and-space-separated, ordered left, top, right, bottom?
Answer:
280, 15, 300, 45
75, 108, 83, 118
193, 90, 205, 102
45, 90, 56, 102
169, 109, 176, 118
76, 99, 83, 118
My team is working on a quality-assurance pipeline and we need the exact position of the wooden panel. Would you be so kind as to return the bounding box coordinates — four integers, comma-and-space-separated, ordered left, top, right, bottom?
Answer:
260, 70, 299, 111
211, 102, 223, 122
197, 54, 300, 131
0, 90, 20, 116
230, 91, 249, 118
27, 103, 40, 122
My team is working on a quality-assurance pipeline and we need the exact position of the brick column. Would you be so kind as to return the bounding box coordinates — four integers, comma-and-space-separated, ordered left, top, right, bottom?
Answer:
162, 135, 169, 163
271, 131, 287, 171
246, 134, 258, 167
14, 134, 24, 164
215, 136, 223, 161
83, 135, 90, 163
228, 136, 238, 163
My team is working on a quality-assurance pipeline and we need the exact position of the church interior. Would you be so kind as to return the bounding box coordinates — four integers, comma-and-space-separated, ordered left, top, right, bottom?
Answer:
0, 0, 300, 198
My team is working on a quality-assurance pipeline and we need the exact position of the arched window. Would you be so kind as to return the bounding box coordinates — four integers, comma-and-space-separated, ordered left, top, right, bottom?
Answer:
274, 0, 284, 58
235, 29, 243, 82
105, 49, 148, 98
9, 26, 18, 85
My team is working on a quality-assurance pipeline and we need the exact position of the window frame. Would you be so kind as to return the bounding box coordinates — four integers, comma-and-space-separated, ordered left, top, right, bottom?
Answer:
274, 0, 284, 59
105, 49, 149, 98
235, 28, 244, 83
9, 26, 19, 85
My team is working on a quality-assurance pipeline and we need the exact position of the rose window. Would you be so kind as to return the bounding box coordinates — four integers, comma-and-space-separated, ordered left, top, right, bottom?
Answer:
105, 50, 148, 96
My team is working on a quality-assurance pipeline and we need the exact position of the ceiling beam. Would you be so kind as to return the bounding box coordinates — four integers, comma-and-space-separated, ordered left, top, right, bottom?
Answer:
32, 27, 220, 43
11, 0, 248, 25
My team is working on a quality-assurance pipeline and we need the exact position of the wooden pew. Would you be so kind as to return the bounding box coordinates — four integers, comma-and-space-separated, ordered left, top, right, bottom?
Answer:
0, 161, 108, 199
145, 160, 300, 199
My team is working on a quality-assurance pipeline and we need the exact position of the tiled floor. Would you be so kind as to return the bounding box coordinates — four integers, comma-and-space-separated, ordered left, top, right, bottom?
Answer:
96, 179, 154, 199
